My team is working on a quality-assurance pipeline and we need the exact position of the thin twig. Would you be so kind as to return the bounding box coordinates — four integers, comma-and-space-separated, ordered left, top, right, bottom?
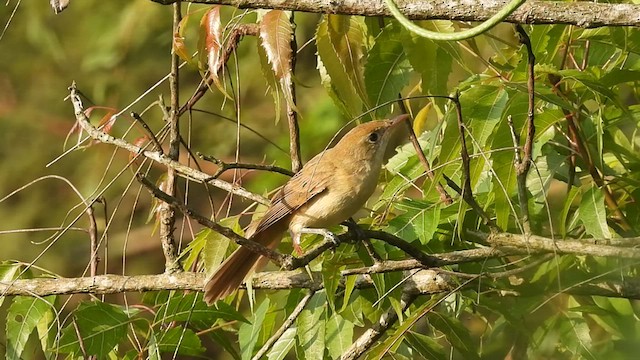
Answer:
514, 25, 536, 234
251, 291, 315, 360
398, 113, 452, 204
68, 83, 269, 205
158, 1, 183, 274
452, 93, 496, 228
87, 201, 99, 277
287, 12, 302, 173
341, 292, 417, 360
131, 112, 163, 152
136, 174, 287, 267
198, 153, 294, 178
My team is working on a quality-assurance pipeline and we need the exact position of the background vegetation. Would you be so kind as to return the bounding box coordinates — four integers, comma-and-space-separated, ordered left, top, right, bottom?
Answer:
1, 0, 639, 359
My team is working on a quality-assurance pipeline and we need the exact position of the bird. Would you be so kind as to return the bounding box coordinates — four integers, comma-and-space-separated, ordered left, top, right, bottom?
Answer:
203, 115, 407, 304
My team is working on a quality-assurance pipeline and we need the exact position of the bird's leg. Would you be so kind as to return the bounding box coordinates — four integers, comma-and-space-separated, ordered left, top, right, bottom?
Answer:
291, 227, 340, 255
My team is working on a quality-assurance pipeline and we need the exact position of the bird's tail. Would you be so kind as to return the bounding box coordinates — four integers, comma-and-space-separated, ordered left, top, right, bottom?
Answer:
203, 223, 285, 305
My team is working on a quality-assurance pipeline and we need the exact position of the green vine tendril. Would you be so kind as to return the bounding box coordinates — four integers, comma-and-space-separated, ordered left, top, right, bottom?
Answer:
385, 0, 527, 41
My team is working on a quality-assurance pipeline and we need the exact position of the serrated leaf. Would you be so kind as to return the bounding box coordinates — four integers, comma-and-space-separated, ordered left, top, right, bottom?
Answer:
239, 298, 270, 360
297, 292, 327, 360
387, 199, 441, 244
578, 184, 611, 238
267, 327, 296, 360
57, 302, 129, 358
325, 314, 353, 360
364, 21, 411, 117
155, 292, 247, 329
259, 10, 297, 112
6, 296, 56, 360
322, 244, 357, 311
316, 15, 366, 119
155, 327, 205, 357
327, 15, 369, 102
200, 6, 230, 97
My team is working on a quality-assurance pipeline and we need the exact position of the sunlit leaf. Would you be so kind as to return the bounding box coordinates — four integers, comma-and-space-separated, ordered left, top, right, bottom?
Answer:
325, 314, 353, 360
297, 292, 327, 360
259, 10, 297, 112
364, 21, 411, 117
238, 298, 270, 360
6, 296, 55, 360
267, 327, 296, 360
316, 15, 366, 119
578, 184, 612, 238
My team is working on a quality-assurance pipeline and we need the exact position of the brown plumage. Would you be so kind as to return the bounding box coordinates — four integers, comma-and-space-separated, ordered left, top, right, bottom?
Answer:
203, 116, 406, 304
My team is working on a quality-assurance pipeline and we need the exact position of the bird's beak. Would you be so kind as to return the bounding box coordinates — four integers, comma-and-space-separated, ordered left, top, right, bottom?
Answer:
389, 114, 410, 128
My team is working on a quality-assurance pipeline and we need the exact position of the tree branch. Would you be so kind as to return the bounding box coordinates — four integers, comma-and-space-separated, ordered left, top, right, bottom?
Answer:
149, 0, 640, 28
67, 83, 269, 206
2, 266, 639, 299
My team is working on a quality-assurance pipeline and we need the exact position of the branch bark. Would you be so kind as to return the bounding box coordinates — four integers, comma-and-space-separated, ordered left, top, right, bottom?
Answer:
67, 83, 269, 206
149, 0, 640, 28
3, 268, 639, 299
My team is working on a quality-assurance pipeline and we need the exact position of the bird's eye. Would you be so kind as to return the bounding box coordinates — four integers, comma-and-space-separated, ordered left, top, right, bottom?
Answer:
367, 132, 379, 143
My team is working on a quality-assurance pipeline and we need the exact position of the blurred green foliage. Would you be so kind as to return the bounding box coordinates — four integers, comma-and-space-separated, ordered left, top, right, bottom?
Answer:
1, 1, 640, 359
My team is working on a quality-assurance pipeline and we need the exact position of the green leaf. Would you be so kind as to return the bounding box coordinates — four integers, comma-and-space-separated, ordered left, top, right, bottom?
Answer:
460, 85, 508, 147
402, 21, 454, 111
429, 313, 480, 360
238, 298, 270, 360
297, 292, 327, 360
155, 327, 205, 357
578, 184, 612, 238
267, 327, 296, 360
364, 21, 411, 117
386, 199, 441, 244
322, 244, 357, 311
57, 301, 129, 358
203, 217, 238, 275
404, 331, 446, 360
316, 15, 366, 119
0, 261, 23, 308
155, 292, 247, 329
207, 328, 241, 360
6, 296, 56, 360
325, 314, 354, 360
327, 15, 369, 103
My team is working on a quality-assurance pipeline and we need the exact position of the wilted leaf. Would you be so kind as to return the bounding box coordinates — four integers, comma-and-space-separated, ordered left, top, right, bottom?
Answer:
200, 6, 230, 96
259, 10, 297, 112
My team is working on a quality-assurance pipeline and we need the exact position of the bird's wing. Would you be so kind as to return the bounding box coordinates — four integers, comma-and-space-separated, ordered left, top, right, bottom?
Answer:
252, 150, 333, 235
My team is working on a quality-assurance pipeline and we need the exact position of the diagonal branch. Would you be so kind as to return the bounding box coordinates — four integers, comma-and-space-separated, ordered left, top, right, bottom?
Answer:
68, 83, 269, 206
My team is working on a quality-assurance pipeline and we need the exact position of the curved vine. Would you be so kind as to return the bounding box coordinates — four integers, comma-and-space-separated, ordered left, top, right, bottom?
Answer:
385, 0, 527, 41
